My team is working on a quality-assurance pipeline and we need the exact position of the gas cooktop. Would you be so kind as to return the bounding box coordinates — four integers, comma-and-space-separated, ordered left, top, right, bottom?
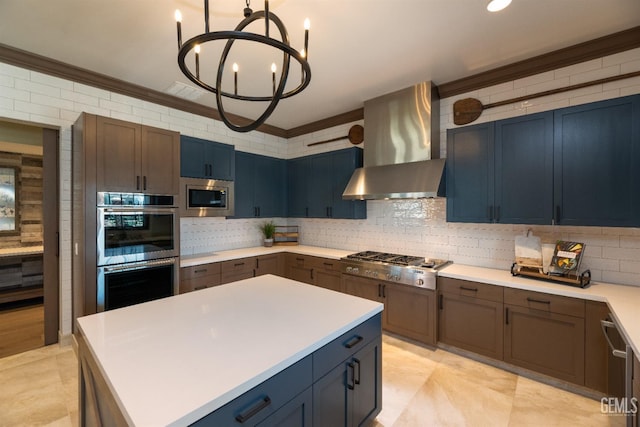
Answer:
341, 251, 451, 289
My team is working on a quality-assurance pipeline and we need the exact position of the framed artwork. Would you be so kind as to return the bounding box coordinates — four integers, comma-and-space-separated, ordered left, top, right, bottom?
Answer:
0, 166, 18, 233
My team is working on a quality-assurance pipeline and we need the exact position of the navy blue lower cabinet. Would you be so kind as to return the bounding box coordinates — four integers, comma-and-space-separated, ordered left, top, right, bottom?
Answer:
234, 151, 286, 218
554, 94, 640, 226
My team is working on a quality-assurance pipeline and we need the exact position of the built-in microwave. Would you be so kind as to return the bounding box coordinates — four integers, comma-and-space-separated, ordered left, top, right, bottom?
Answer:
180, 177, 235, 217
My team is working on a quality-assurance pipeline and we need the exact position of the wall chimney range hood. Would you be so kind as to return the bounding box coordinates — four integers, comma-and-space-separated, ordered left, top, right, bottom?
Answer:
342, 82, 445, 200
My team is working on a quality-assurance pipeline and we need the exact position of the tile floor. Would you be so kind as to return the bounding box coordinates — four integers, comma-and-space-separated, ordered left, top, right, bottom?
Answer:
0, 334, 624, 427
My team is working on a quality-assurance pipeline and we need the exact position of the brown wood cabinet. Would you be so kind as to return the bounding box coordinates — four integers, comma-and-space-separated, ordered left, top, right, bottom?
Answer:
585, 300, 612, 395
504, 288, 585, 385
96, 116, 179, 195
342, 273, 436, 346
311, 259, 343, 292
438, 277, 504, 360
180, 262, 221, 293
285, 254, 315, 285
221, 257, 256, 284
255, 253, 283, 277
633, 356, 639, 427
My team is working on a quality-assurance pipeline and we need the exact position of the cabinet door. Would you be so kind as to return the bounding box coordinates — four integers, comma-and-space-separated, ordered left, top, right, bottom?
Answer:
342, 275, 383, 304
312, 360, 349, 427
329, 148, 366, 219
180, 135, 209, 178
438, 292, 503, 359
385, 285, 436, 346
314, 268, 342, 292
350, 337, 382, 427
554, 95, 640, 226
504, 304, 585, 385
141, 126, 179, 195
494, 112, 553, 224
255, 254, 281, 276
234, 151, 256, 217
309, 153, 333, 217
446, 123, 494, 223
254, 155, 286, 218
208, 140, 235, 181
287, 158, 310, 217
257, 387, 312, 427
96, 116, 141, 192
286, 255, 315, 285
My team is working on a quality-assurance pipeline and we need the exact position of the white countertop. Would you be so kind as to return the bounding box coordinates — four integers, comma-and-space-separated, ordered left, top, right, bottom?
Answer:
77, 275, 383, 427
180, 245, 352, 267
0, 245, 43, 258
439, 264, 640, 357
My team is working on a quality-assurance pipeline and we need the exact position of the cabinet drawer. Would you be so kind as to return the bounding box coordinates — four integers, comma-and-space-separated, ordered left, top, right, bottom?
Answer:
181, 263, 221, 281
191, 355, 312, 426
313, 313, 382, 381
180, 275, 221, 293
504, 288, 585, 318
221, 257, 256, 275
438, 277, 503, 302
287, 253, 313, 267
312, 258, 343, 272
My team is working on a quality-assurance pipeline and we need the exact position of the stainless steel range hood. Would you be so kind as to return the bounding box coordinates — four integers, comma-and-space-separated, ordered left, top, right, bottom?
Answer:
342, 82, 445, 200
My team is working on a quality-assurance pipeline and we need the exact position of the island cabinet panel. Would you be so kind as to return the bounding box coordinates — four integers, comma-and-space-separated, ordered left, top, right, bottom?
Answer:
438, 277, 504, 360
221, 256, 256, 284
504, 288, 585, 385
234, 152, 287, 218
180, 135, 235, 180
96, 116, 179, 195
191, 356, 313, 427
255, 253, 284, 277
312, 316, 382, 427
180, 262, 221, 293
311, 259, 343, 292
284, 254, 315, 285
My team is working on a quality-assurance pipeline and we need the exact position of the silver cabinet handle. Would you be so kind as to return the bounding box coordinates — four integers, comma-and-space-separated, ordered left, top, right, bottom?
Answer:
600, 319, 627, 359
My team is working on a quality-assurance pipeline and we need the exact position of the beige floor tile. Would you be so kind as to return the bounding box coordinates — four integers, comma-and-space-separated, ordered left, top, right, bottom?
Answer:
508, 376, 624, 427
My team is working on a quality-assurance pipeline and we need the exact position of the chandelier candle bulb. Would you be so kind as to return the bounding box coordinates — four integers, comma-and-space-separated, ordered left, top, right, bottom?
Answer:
271, 63, 276, 95
233, 63, 239, 95
195, 45, 200, 79
174, 10, 182, 48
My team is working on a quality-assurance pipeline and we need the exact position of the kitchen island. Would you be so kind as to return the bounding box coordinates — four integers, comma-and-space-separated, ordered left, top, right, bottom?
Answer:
77, 274, 383, 426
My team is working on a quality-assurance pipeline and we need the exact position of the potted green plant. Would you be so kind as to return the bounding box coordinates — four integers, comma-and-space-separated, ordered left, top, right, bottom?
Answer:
260, 221, 276, 247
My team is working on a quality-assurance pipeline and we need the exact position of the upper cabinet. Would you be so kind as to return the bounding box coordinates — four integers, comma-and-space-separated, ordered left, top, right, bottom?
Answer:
234, 151, 287, 218
96, 116, 180, 195
553, 95, 640, 226
448, 94, 640, 227
288, 147, 366, 219
180, 135, 235, 181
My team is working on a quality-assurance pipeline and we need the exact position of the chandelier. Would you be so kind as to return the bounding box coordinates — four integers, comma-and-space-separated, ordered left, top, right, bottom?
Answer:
174, 1, 311, 133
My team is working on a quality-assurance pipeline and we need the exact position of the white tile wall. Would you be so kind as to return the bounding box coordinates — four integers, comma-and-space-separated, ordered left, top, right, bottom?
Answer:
2, 46, 640, 338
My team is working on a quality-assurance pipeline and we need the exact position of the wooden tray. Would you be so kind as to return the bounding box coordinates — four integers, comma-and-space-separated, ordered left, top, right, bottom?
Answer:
274, 226, 299, 246
511, 263, 591, 288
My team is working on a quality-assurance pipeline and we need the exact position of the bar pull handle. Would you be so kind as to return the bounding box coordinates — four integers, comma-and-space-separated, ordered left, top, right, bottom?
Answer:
194, 285, 206, 291
381, 284, 386, 298
526, 297, 551, 305
554, 205, 561, 224
310, 268, 314, 280
378, 283, 382, 298
505, 307, 509, 325
234, 262, 245, 267
344, 335, 363, 349
136, 175, 140, 190
235, 396, 272, 423
601, 319, 628, 359
353, 358, 361, 385
460, 286, 478, 292
296, 257, 304, 262
439, 293, 443, 310
323, 262, 333, 267
347, 362, 355, 390
143, 176, 147, 190
488, 205, 494, 222
194, 269, 207, 273
496, 206, 501, 222
305, 207, 309, 217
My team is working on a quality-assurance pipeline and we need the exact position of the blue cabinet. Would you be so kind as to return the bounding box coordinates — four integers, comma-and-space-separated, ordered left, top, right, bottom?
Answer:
288, 148, 366, 219
235, 151, 287, 218
180, 135, 235, 180
447, 112, 554, 224
553, 95, 640, 226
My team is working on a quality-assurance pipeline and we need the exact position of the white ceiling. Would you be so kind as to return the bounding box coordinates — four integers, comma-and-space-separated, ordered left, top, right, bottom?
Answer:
1, 0, 639, 130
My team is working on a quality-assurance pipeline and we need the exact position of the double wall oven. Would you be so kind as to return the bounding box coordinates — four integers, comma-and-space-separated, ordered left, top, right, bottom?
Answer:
96, 192, 179, 312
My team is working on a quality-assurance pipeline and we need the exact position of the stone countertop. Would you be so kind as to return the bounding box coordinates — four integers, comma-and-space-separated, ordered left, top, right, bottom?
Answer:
439, 263, 640, 358
77, 275, 383, 427
0, 246, 43, 258
180, 245, 353, 268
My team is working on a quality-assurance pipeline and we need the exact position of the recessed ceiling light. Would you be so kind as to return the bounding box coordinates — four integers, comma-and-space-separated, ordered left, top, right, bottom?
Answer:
487, 0, 512, 12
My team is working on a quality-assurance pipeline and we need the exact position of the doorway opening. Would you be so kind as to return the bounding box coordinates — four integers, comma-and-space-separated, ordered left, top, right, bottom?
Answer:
0, 120, 59, 358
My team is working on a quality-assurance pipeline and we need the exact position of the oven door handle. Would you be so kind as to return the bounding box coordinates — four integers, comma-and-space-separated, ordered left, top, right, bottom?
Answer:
102, 258, 176, 273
